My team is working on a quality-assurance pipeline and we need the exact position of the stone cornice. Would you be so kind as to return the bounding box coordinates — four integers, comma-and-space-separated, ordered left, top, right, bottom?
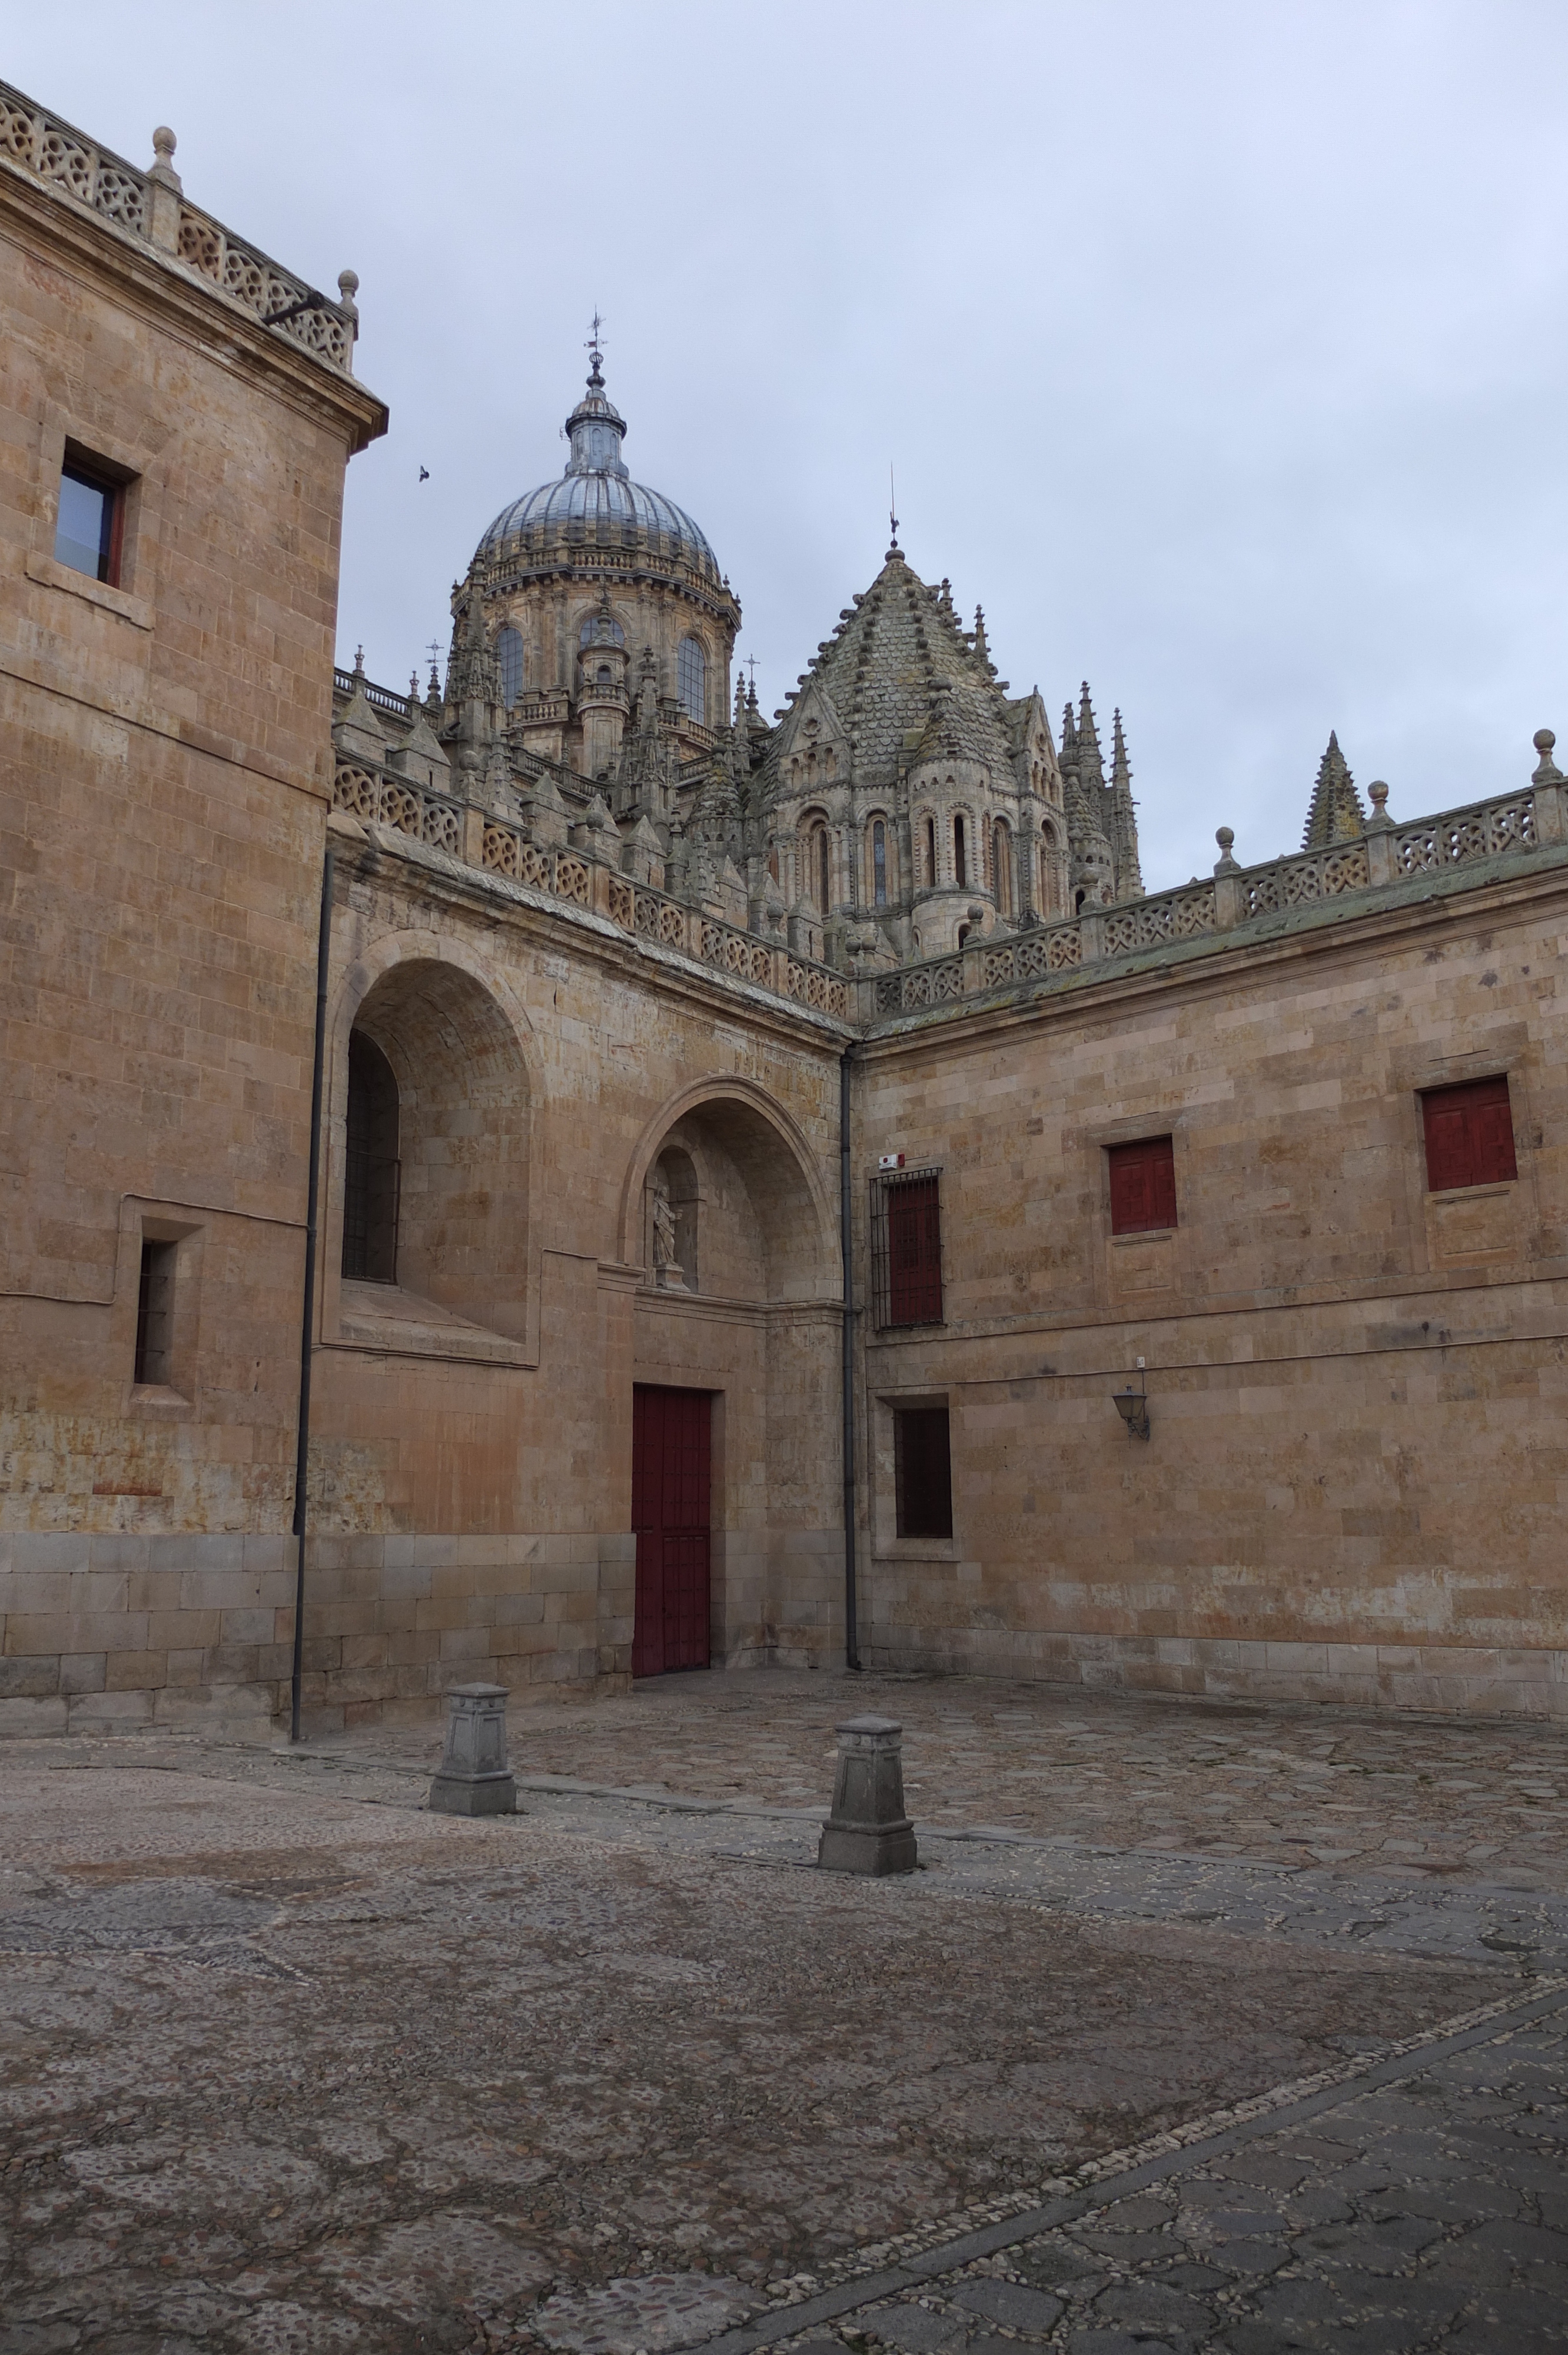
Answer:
0, 155, 387, 453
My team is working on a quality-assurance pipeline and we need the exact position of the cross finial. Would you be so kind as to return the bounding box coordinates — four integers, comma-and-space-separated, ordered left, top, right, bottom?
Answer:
746, 655, 758, 691
586, 310, 605, 378
889, 463, 899, 549
425, 638, 443, 668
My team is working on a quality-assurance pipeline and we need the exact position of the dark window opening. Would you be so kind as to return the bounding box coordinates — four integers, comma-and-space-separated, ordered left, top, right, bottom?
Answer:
134, 1238, 177, 1385
925, 815, 937, 887
954, 814, 968, 888
895, 1405, 952, 1539
994, 821, 1011, 914
1108, 1135, 1177, 1235
1422, 1074, 1517, 1192
342, 1031, 401, 1281
873, 820, 887, 907
872, 1168, 943, 1327
56, 456, 125, 585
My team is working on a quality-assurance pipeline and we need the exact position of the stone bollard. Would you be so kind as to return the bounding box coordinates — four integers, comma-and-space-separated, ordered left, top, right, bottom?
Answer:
817, 1714, 918, 1875
428, 1683, 519, 1816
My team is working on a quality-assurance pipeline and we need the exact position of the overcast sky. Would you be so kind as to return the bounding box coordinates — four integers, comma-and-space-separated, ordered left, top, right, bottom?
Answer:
14, 2, 1568, 888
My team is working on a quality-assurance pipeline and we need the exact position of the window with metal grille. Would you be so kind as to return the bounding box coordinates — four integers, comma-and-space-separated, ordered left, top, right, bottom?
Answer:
895, 1405, 952, 1539
134, 1238, 177, 1385
872, 1168, 944, 1327
677, 635, 706, 722
1421, 1075, 1517, 1192
1108, 1135, 1177, 1235
497, 625, 524, 706
342, 1031, 401, 1282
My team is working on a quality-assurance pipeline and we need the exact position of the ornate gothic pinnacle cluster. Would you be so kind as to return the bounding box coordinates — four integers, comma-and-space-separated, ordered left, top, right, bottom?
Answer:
335, 354, 1148, 977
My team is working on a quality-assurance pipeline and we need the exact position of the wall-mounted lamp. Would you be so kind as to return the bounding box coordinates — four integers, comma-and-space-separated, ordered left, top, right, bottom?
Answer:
1112, 1366, 1150, 1441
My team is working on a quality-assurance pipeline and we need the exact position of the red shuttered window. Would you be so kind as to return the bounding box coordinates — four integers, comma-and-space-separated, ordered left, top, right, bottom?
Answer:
1107, 1136, 1178, 1235
1421, 1076, 1517, 1193
873, 1170, 944, 1328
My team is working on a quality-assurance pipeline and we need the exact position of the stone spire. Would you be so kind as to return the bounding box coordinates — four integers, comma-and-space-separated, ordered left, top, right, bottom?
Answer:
1301, 731, 1367, 850
973, 606, 989, 666
1110, 708, 1143, 898
1075, 685, 1105, 789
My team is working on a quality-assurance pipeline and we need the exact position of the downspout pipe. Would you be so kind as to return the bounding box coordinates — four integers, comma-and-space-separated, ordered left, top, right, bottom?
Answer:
290, 845, 334, 1744
839, 1046, 861, 1671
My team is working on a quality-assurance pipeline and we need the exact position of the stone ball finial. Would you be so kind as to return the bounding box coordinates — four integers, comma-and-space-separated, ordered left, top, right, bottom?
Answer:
1534, 728, 1556, 757
1532, 727, 1563, 784
152, 127, 177, 162
338, 270, 360, 300
1368, 780, 1388, 810
1215, 826, 1234, 851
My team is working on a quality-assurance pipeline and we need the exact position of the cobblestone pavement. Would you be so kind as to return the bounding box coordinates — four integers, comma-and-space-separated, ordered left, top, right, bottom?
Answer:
331, 1666, 1568, 1893
0, 1677, 1564, 2351
740, 1992, 1568, 2353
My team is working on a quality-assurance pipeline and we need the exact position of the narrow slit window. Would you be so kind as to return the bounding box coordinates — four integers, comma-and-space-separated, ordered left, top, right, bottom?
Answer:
677, 635, 706, 722
56, 457, 124, 585
954, 814, 968, 889
497, 625, 524, 706
134, 1239, 177, 1385
872, 819, 887, 906
895, 1405, 952, 1539
1421, 1075, 1517, 1192
925, 815, 937, 888
872, 1169, 944, 1327
1108, 1136, 1177, 1235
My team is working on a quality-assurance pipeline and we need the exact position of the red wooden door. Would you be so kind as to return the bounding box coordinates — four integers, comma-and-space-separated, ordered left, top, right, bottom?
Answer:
632, 1385, 712, 1677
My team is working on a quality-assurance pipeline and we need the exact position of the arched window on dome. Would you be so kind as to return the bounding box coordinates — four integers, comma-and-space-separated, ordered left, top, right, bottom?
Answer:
871, 818, 888, 907
923, 815, 938, 890
677, 636, 707, 724
579, 612, 625, 648
954, 814, 969, 891
497, 626, 524, 708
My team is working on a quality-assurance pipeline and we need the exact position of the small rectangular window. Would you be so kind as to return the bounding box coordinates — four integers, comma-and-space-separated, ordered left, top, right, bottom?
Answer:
134, 1239, 177, 1385
1422, 1075, 1517, 1192
895, 1406, 953, 1540
872, 1168, 943, 1327
55, 456, 125, 585
1108, 1136, 1177, 1235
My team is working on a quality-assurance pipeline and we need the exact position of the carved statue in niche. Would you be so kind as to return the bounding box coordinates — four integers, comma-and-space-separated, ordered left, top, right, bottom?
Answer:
650, 1166, 686, 1291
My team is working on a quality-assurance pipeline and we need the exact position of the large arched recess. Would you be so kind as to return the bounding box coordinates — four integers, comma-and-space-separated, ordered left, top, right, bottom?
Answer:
325, 931, 534, 1340
618, 1077, 838, 1303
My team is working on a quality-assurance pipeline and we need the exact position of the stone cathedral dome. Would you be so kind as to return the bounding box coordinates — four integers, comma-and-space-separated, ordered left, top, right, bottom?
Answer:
474, 358, 720, 585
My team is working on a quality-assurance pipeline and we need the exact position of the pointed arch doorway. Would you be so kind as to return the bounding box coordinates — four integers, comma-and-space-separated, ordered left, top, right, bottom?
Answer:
632, 1385, 712, 1676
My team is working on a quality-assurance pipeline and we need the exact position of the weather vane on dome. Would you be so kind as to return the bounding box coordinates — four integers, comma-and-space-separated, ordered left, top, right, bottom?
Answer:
889, 463, 899, 549
586, 309, 605, 376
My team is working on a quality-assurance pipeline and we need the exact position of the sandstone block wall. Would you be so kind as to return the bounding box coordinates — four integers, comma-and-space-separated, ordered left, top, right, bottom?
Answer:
855, 870, 1568, 1712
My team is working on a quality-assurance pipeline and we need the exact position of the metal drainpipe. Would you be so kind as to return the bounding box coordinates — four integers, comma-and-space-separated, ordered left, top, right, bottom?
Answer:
289, 845, 334, 1744
839, 1046, 861, 1671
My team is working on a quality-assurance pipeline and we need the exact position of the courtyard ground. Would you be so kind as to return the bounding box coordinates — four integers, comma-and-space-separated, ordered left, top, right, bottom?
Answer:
1, 1669, 1566, 2352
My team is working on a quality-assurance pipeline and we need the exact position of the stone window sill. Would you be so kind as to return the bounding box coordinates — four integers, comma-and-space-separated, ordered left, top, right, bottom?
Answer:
25, 549, 152, 630
126, 1383, 191, 1416
1423, 1183, 1514, 1203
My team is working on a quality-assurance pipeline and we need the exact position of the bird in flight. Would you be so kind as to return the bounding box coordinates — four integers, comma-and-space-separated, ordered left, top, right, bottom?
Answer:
418, 466, 430, 482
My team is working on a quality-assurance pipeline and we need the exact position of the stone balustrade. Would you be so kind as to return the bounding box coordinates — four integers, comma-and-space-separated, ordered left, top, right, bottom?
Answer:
332, 756, 852, 1024
873, 767, 1568, 1023
0, 79, 357, 373
334, 738, 1567, 1037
